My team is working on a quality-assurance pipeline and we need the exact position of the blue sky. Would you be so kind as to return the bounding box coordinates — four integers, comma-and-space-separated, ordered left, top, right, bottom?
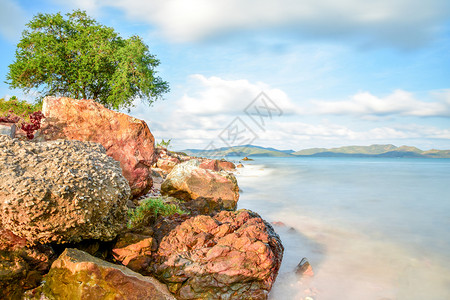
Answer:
1, 0, 449, 151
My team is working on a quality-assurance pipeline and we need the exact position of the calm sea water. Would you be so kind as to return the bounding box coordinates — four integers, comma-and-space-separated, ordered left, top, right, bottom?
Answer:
232, 157, 450, 300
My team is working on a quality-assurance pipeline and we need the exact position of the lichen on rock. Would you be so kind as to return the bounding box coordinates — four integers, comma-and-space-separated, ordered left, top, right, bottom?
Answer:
0, 135, 130, 245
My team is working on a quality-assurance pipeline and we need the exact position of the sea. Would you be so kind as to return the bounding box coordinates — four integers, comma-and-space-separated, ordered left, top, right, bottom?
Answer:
231, 156, 450, 300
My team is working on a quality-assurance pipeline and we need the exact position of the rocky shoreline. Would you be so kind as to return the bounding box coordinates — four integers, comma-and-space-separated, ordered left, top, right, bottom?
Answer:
0, 97, 284, 299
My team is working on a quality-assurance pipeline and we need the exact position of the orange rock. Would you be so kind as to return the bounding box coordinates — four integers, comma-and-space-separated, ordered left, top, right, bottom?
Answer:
37, 248, 175, 300
295, 257, 314, 277
41, 97, 156, 197
161, 159, 239, 213
154, 210, 284, 299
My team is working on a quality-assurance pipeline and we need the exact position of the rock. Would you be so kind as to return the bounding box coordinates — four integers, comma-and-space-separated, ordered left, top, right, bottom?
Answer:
242, 156, 253, 161
154, 209, 284, 299
157, 156, 181, 173
161, 159, 239, 214
0, 226, 55, 299
236, 163, 244, 168
271, 221, 286, 227
34, 248, 176, 300
112, 232, 157, 274
199, 158, 236, 172
40, 96, 156, 197
295, 257, 314, 277
0, 135, 130, 244
0, 123, 16, 138
217, 159, 236, 171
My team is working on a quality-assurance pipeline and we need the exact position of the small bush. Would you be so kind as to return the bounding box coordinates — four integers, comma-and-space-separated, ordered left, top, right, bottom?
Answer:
0, 97, 44, 139
0, 97, 42, 121
157, 138, 171, 149
127, 197, 187, 229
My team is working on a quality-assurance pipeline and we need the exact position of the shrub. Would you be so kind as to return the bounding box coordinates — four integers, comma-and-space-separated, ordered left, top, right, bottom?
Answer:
127, 197, 187, 229
0, 97, 44, 139
0, 97, 42, 121
157, 138, 171, 149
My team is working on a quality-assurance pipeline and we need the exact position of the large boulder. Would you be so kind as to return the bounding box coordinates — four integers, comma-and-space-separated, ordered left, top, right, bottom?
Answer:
34, 248, 175, 300
161, 159, 239, 214
0, 136, 130, 244
154, 210, 284, 299
40, 96, 156, 197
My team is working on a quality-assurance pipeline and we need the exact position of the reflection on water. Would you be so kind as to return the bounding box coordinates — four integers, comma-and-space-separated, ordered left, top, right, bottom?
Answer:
234, 158, 450, 300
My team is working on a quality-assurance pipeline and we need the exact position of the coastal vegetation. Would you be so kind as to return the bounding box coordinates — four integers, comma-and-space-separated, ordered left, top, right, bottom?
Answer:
6, 10, 169, 110
127, 197, 186, 229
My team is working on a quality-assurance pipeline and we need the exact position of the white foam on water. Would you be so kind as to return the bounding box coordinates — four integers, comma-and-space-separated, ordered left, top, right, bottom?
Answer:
234, 158, 450, 300
269, 211, 450, 300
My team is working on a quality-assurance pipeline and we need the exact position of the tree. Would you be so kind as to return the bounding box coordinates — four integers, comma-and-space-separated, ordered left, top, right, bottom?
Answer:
6, 10, 169, 110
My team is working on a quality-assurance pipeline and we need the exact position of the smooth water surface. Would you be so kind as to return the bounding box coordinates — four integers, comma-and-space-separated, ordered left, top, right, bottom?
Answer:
233, 157, 450, 300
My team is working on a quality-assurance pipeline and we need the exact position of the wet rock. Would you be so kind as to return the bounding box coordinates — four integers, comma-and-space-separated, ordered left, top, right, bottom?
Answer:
161, 159, 239, 214
154, 209, 284, 299
236, 163, 244, 168
295, 257, 314, 277
34, 248, 175, 300
0, 135, 130, 244
0, 227, 55, 299
40, 96, 156, 197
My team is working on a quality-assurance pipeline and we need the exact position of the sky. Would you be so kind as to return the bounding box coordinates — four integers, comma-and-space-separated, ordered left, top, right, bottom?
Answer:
0, 0, 449, 151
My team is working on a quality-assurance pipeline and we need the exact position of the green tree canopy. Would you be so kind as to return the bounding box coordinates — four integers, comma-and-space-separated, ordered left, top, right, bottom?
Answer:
6, 10, 169, 110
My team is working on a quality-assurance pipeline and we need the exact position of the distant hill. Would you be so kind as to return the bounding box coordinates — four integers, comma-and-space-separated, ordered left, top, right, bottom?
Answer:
183, 145, 295, 157
294, 144, 450, 158
182, 144, 450, 158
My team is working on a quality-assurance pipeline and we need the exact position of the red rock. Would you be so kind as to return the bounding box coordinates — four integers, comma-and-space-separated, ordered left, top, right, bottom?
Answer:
217, 159, 236, 171
161, 159, 239, 214
198, 158, 219, 171
112, 232, 157, 274
271, 221, 286, 227
35, 248, 176, 300
199, 158, 236, 172
41, 97, 156, 197
154, 209, 284, 299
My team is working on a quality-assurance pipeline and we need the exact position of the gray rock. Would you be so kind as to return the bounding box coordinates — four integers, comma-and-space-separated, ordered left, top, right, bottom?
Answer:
0, 135, 131, 244
0, 123, 16, 138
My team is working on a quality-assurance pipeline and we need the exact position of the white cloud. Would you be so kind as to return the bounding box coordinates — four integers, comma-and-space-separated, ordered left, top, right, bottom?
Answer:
176, 74, 301, 115
66, 0, 450, 47
0, 0, 26, 41
312, 90, 450, 118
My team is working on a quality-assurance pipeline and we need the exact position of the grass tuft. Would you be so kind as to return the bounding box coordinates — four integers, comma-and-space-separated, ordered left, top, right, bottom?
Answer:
127, 197, 187, 229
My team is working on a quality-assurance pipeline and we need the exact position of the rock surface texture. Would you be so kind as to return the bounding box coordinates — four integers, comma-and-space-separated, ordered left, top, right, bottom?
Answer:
161, 159, 239, 214
0, 136, 130, 244
154, 210, 284, 299
0, 226, 54, 299
35, 248, 176, 300
41, 96, 156, 197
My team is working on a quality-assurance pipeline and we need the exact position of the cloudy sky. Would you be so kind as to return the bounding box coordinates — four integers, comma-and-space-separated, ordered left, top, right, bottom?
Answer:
1, 0, 449, 151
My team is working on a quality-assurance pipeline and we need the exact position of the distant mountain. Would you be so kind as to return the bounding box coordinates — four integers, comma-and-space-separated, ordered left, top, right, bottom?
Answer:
293, 144, 450, 158
182, 144, 450, 158
183, 145, 295, 157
